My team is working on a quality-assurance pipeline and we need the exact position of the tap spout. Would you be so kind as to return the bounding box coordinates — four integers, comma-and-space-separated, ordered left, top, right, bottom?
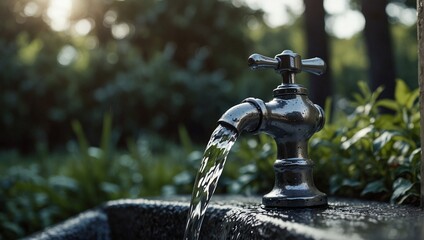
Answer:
218, 98, 266, 135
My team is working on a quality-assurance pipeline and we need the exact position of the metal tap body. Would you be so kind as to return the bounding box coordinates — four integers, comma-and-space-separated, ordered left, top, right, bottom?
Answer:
218, 50, 327, 208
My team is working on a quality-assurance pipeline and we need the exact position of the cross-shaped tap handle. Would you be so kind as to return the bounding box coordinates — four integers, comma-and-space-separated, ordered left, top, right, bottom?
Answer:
247, 50, 326, 78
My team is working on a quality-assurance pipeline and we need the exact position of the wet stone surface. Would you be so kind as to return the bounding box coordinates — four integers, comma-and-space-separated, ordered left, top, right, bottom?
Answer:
27, 196, 424, 240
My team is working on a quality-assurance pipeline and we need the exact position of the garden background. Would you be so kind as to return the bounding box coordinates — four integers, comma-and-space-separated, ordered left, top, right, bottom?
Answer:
0, 0, 420, 238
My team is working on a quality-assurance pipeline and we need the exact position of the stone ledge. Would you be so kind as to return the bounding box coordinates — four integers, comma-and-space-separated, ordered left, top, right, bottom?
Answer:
26, 196, 424, 240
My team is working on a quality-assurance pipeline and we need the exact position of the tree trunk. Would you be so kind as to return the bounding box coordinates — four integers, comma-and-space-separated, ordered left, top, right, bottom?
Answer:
303, 0, 332, 107
417, 0, 424, 209
361, 0, 396, 100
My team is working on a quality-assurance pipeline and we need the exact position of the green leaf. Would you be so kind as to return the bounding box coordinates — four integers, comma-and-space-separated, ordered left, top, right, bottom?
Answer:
397, 192, 420, 204
341, 178, 361, 188
390, 178, 413, 203
376, 99, 398, 111
178, 125, 193, 153
358, 81, 371, 99
100, 112, 113, 158
352, 93, 364, 104
394, 165, 412, 176
408, 148, 421, 166
373, 131, 395, 153
329, 175, 343, 194
394, 79, 410, 105
370, 86, 384, 104
1, 221, 24, 236
100, 182, 120, 195
48, 175, 78, 191
360, 180, 388, 196
406, 88, 419, 109
71, 120, 89, 158
341, 126, 373, 150
324, 97, 332, 124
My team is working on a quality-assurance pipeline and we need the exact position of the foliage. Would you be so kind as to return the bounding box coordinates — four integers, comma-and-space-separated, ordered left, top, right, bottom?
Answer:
0, 114, 188, 238
223, 134, 276, 195
310, 80, 420, 204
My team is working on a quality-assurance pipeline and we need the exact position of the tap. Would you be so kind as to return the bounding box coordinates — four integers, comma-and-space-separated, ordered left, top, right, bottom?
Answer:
218, 50, 327, 208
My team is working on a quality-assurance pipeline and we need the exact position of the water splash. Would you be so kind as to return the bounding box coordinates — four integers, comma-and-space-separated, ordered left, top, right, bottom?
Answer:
183, 125, 238, 240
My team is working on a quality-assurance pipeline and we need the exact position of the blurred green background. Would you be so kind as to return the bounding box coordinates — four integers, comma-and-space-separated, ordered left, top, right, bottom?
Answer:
0, 0, 420, 238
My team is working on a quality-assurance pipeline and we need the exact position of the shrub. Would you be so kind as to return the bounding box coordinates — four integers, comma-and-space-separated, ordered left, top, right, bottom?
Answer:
0, 114, 187, 238
311, 80, 420, 204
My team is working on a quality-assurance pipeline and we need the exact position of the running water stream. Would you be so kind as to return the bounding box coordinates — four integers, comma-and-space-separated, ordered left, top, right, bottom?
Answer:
183, 125, 238, 240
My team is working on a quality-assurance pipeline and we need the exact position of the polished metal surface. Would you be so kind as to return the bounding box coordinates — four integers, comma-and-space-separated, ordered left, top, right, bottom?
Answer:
218, 101, 262, 134
219, 50, 327, 208
301, 57, 326, 75
247, 54, 279, 70
248, 50, 326, 85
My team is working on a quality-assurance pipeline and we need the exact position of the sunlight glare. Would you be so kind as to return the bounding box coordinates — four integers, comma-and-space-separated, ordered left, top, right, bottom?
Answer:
324, 0, 349, 15
104, 10, 118, 26
112, 23, 131, 39
242, 0, 365, 39
386, 3, 416, 26
74, 19, 93, 36
326, 10, 365, 39
242, 0, 304, 27
24, 2, 40, 17
57, 45, 78, 66
47, 0, 73, 31
324, 0, 364, 39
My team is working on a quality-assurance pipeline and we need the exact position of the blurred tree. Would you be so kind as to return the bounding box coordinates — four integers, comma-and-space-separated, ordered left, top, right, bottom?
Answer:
74, 0, 263, 78
361, 0, 396, 100
0, 0, 419, 152
0, 0, 266, 151
303, 0, 332, 107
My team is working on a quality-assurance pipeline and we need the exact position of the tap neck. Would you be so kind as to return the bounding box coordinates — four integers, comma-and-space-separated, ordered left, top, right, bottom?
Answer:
273, 83, 308, 97
275, 141, 309, 160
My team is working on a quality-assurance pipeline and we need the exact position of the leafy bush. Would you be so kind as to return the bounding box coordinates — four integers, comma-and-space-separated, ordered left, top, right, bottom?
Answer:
0, 114, 188, 238
311, 80, 420, 204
